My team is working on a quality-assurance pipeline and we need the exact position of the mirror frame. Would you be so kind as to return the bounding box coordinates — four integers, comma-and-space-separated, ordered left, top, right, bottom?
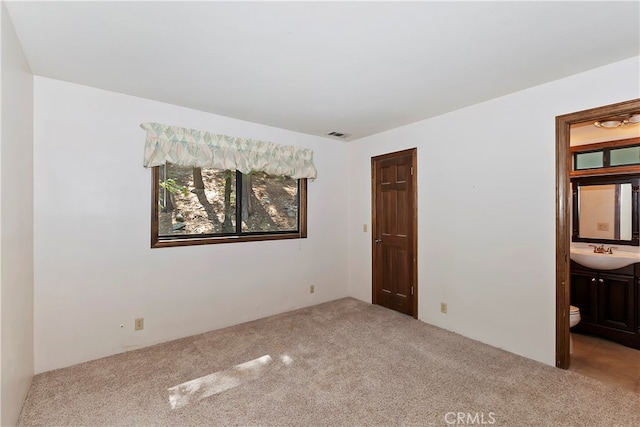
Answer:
571, 175, 639, 246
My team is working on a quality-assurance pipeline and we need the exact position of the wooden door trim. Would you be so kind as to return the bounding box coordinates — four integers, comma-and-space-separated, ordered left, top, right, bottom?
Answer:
371, 148, 418, 318
555, 98, 640, 369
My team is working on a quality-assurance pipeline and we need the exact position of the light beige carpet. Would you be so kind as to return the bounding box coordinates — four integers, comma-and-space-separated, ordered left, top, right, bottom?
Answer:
18, 298, 640, 426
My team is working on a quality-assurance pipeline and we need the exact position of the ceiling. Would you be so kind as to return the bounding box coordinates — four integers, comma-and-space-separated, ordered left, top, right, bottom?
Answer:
5, 1, 640, 141
571, 120, 640, 146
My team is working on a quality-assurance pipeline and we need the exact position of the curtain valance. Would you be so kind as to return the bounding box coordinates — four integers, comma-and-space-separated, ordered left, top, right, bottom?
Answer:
141, 122, 317, 179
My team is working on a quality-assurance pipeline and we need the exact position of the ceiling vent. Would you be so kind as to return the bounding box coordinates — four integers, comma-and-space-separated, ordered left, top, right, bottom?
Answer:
325, 131, 352, 139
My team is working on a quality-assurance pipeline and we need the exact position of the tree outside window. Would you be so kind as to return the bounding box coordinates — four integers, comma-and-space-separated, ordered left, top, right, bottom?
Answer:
152, 163, 307, 247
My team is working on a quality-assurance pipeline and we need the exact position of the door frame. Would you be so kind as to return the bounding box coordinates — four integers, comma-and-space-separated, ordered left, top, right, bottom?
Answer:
555, 98, 640, 369
371, 148, 418, 319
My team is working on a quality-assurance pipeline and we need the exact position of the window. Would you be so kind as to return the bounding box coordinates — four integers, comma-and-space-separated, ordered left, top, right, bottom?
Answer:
571, 138, 640, 177
141, 122, 316, 247
152, 163, 307, 247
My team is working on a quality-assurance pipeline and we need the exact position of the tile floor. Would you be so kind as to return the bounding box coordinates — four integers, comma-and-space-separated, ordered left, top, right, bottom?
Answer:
570, 332, 640, 394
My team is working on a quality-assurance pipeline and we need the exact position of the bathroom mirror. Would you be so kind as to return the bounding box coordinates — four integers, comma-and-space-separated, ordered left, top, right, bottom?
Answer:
572, 176, 639, 246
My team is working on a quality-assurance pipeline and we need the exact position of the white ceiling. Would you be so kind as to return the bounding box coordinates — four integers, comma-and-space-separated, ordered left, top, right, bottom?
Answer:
5, 1, 640, 141
571, 120, 640, 146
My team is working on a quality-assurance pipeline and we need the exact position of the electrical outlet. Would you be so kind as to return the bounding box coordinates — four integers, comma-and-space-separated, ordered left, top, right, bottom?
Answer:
135, 317, 144, 331
440, 303, 447, 314
310, 285, 315, 294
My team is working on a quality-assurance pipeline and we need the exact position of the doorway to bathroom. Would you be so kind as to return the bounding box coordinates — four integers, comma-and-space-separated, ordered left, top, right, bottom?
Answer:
555, 98, 640, 372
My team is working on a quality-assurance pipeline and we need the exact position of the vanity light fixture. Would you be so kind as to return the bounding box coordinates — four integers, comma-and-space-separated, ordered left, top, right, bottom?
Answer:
594, 113, 640, 129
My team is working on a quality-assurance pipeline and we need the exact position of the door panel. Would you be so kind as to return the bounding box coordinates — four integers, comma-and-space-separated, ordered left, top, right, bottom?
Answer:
570, 270, 597, 324
372, 149, 417, 317
597, 273, 634, 331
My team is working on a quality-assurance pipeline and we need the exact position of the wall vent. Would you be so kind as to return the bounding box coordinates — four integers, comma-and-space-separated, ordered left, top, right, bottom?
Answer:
325, 131, 352, 139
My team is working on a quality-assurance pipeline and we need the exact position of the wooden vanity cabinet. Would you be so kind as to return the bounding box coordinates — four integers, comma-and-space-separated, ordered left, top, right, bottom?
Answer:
570, 261, 639, 349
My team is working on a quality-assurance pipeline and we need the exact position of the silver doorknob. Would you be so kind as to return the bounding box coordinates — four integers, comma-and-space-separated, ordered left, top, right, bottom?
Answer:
375, 239, 382, 243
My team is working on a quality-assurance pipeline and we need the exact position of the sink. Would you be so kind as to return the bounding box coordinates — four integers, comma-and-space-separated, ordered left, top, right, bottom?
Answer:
570, 246, 640, 270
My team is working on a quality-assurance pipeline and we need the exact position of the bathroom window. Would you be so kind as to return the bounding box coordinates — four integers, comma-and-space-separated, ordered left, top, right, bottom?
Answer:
571, 138, 640, 176
610, 146, 640, 167
575, 151, 604, 170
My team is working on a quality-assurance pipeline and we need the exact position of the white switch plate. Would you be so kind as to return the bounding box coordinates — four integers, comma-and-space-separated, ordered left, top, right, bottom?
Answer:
363, 224, 368, 232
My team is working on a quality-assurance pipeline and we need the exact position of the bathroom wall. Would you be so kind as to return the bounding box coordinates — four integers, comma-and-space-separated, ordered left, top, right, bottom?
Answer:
33, 77, 350, 373
347, 56, 640, 366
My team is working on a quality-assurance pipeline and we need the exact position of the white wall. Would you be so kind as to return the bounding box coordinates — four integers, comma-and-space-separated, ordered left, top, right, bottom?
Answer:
33, 77, 349, 373
0, 2, 34, 425
347, 57, 640, 366
19, 33, 640, 381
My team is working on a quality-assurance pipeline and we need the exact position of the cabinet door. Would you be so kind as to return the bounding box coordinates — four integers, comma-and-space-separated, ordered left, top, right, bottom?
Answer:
570, 271, 597, 324
637, 277, 640, 334
597, 273, 635, 332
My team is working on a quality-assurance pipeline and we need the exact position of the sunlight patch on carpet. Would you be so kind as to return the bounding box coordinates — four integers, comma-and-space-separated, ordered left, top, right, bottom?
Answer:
168, 354, 293, 409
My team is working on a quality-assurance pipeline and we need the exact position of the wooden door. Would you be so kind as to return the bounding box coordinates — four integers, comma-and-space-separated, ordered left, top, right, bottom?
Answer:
372, 148, 417, 317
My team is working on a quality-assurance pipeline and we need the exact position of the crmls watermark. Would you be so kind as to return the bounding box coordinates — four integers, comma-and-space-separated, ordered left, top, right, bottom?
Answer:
444, 412, 496, 425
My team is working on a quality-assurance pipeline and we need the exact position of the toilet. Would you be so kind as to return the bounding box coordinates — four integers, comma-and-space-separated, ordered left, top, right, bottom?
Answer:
569, 305, 581, 354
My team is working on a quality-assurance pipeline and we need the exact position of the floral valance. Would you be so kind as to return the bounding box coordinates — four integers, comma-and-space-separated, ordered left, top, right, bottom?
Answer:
141, 122, 317, 179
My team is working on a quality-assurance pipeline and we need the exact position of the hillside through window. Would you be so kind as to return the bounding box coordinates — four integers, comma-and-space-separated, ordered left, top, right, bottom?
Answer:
152, 163, 307, 247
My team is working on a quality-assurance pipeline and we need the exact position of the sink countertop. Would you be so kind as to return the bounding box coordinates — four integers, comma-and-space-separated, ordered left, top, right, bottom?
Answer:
570, 243, 640, 270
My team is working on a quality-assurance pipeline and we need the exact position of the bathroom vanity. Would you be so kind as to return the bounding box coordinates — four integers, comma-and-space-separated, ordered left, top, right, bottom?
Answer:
570, 260, 640, 349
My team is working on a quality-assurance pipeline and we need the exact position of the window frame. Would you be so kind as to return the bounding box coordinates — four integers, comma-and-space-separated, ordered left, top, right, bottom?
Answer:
150, 166, 307, 248
570, 137, 640, 177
